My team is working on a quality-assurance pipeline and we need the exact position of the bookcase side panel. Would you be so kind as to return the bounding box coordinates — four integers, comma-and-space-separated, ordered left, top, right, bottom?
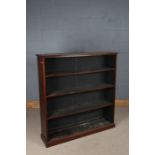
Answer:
111, 55, 117, 123
37, 56, 48, 140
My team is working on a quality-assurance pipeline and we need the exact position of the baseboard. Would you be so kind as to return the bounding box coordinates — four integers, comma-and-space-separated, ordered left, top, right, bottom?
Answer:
27, 99, 129, 108
115, 99, 129, 106
27, 100, 40, 108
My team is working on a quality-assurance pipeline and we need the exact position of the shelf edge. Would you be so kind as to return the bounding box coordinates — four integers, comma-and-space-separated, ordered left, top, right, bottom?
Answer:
46, 84, 115, 98
46, 68, 115, 78
47, 103, 113, 120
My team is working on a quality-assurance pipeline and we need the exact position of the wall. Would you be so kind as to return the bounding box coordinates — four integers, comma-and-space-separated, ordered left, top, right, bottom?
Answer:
26, 0, 129, 100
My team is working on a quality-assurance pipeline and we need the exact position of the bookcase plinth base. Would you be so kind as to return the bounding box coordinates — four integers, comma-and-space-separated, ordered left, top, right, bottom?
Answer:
41, 123, 115, 148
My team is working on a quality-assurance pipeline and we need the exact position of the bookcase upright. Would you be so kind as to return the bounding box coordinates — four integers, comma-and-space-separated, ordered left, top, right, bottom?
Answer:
37, 51, 117, 147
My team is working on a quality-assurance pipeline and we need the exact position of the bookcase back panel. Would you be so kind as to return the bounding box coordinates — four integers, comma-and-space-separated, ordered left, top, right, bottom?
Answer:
46, 72, 115, 95
45, 55, 116, 74
47, 89, 114, 116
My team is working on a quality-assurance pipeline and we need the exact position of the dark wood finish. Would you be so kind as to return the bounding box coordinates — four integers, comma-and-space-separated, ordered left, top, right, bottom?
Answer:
37, 51, 117, 58
37, 51, 117, 147
48, 114, 111, 132
37, 57, 48, 139
41, 123, 115, 147
46, 68, 115, 78
48, 101, 113, 120
46, 83, 114, 98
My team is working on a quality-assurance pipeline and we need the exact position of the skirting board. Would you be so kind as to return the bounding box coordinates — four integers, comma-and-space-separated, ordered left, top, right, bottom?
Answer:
27, 99, 129, 108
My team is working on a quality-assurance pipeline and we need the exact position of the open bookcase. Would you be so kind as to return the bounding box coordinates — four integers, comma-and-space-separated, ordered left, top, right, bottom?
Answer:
37, 52, 117, 147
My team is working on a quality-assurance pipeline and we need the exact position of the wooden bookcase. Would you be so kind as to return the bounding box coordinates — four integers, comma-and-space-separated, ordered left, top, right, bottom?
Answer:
37, 52, 117, 147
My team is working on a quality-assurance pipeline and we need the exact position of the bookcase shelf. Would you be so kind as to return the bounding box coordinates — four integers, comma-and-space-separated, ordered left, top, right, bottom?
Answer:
47, 100, 113, 120
48, 117, 111, 140
46, 83, 114, 98
46, 68, 115, 78
37, 51, 117, 147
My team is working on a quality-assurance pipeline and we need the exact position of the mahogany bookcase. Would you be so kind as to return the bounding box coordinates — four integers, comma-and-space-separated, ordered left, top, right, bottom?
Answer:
36, 51, 117, 147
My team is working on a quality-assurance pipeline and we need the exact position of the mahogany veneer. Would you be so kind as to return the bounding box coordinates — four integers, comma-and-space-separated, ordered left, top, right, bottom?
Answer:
37, 51, 117, 147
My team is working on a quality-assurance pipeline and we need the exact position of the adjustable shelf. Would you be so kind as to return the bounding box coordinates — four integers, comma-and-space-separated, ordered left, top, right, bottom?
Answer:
46, 68, 115, 78
46, 83, 114, 98
37, 51, 117, 147
47, 100, 113, 120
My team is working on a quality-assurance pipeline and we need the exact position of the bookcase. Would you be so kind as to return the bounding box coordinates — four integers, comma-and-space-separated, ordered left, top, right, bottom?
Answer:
37, 51, 117, 147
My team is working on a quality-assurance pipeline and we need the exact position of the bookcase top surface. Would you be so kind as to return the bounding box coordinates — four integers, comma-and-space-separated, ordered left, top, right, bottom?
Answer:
36, 51, 117, 58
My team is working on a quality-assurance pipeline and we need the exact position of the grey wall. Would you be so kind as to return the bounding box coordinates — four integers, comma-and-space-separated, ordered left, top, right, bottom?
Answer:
27, 0, 129, 100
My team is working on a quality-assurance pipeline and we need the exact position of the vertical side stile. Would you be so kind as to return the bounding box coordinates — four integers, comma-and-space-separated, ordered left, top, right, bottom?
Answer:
113, 54, 118, 122
37, 56, 48, 141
